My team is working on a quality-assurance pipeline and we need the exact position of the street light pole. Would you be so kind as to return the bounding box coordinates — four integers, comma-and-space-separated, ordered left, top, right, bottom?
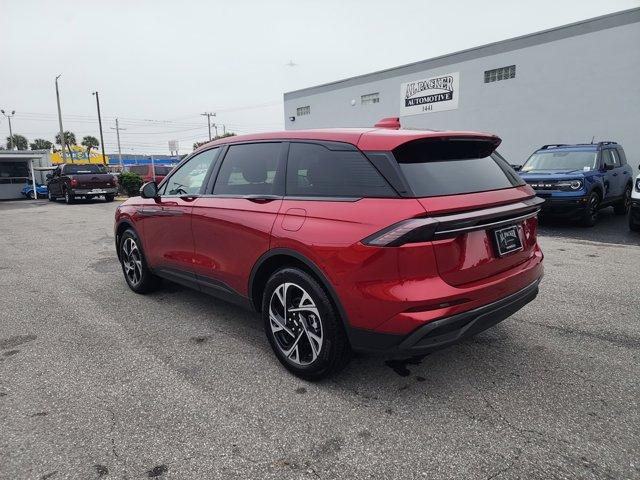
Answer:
1, 110, 15, 149
92, 91, 107, 165
55, 75, 67, 163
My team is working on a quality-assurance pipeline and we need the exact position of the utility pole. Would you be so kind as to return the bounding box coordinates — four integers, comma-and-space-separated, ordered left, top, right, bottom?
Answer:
55, 75, 67, 162
201, 112, 215, 141
111, 118, 126, 171
1, 110, 15, 149
92, 91, 107, 165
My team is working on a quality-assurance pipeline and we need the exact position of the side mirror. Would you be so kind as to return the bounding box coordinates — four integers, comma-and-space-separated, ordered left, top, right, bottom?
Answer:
140, 181, 159, 198
46, 174, 52, 180
603, 164, 614, 171
511, 164, 522, 171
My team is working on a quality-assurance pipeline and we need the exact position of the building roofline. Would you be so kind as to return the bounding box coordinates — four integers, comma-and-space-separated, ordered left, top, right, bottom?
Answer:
284, 7, 640, 101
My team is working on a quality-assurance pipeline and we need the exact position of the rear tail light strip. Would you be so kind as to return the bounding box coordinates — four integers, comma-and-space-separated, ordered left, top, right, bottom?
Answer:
362, 197, 544, 247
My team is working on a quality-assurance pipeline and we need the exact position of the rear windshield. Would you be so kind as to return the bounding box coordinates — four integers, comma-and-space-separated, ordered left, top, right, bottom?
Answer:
393, 139, 523, 197
65, 164, 107, 174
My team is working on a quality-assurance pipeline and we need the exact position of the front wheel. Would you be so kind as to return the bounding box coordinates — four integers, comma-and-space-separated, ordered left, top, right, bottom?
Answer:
119, 229, 161, 293
614, 186, 632, 215
105, 194, 115, 202
48, 190, 56, 202
262, 268, 351, 380
27, 191, 34, 199
581, 191, 600, 227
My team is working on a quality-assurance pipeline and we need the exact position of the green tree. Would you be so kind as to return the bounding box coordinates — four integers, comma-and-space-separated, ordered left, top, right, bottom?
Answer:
119, 171, 143, 196
6, 134, 28, 150
81, 135, 100, 159
55, 131, 77, 158
30, 138, 53, 151
193, 132, 236, 150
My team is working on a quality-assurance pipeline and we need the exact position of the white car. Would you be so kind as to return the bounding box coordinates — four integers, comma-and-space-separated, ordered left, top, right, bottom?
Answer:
630, 171, 640, 232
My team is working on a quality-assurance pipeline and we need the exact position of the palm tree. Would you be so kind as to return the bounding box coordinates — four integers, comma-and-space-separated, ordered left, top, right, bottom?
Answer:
30, 138, 53, 151
81, 135, 99, 160
55, 131, 77, 159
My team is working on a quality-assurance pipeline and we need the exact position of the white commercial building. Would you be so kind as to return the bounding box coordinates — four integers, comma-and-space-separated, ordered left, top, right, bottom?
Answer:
284, 8, 640, 173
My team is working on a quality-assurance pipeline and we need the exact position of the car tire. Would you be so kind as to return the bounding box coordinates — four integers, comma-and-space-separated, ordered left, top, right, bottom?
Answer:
119, 229, 161, 294
105, 194, 115, 202
27, 191, 34, 199
581, 191, 600, 227
48, 191, 56, 202
614, 185, 632, 215
262, 267, 351, 380
64, 189, 75, 204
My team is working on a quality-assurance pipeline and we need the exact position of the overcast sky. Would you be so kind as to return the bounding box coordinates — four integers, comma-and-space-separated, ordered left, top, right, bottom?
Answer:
2, 0, 637, 155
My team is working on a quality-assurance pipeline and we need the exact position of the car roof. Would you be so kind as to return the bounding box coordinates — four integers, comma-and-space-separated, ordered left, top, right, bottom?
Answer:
195, 127, 501, 153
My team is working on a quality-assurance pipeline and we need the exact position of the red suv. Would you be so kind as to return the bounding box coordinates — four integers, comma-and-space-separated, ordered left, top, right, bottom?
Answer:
115, 119, 544, 379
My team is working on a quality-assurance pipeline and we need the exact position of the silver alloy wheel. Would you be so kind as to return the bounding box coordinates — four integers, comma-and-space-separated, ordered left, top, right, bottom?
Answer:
121, 237, 143, 286
269, 282, 323, 366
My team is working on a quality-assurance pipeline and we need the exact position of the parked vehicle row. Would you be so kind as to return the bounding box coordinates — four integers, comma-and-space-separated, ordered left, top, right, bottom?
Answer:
115, 120, 544, 379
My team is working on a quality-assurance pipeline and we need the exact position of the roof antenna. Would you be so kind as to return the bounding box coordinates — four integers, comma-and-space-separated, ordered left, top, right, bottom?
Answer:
590, 135, 595, 144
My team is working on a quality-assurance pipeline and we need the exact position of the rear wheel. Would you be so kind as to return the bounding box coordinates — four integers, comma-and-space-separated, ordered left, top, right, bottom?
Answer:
614, 185, 632, 215
64, 189, 75, 204
262, 268, 350, 380
27, 190, 34, 199
581, 191, 600, 227
119, 229, 160, 293
48, 190, 56, 202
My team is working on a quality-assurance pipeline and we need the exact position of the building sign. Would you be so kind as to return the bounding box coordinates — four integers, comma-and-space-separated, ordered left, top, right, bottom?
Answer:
400, 72, 459, 116
51, 145, 109, 164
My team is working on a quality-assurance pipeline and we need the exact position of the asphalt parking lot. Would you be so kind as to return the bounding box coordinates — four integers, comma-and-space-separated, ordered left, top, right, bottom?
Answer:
1, 199, 639, 480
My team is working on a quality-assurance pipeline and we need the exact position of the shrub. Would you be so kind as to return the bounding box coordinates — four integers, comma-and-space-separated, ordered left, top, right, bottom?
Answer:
119, 171, 143, 196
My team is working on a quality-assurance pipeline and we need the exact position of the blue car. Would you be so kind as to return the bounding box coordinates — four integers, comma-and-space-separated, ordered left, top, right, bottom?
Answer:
21, 182, 49, 199
517, 142, 634, 226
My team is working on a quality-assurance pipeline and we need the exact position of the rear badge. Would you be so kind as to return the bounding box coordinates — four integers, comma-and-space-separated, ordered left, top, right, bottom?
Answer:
493, 225, 523, 257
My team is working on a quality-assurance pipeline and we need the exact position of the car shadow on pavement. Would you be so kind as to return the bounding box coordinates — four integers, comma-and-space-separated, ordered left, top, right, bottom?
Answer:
538, 206, 640, 246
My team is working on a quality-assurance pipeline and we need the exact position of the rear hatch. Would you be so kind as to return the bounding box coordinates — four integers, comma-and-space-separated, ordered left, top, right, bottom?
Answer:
393, 137, 540, 286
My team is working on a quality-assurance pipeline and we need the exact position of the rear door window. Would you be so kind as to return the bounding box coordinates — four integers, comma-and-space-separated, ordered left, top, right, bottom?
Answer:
286, 142, 395, 198
213, 142, 283, 196
393, 138, 522, 197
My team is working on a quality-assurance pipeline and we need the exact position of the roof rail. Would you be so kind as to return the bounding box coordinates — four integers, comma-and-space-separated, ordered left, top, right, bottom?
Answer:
374, 117, 401, 129
597, 141, 618, 146
540, 144, 568, 149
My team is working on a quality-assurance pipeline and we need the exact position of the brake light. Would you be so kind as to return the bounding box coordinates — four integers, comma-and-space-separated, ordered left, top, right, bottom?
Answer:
70, 178, 78, 187
362, 218, 438, 247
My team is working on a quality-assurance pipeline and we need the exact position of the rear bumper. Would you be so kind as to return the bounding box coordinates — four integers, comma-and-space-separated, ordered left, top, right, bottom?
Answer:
71, 188, 118, 195
349, 277, 541, 355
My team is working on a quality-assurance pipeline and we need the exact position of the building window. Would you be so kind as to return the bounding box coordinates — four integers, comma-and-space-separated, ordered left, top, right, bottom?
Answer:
484, 65, 516, 83
361, 92, 380, 105
296, 106, 311, 116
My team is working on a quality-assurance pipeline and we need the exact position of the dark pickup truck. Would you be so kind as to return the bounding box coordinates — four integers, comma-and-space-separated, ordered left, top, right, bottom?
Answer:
47, 163, 118, 204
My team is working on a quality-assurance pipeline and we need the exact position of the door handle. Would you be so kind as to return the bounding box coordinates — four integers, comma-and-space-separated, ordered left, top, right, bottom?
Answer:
245, 195, 281, 203
612, 173, 618, 176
